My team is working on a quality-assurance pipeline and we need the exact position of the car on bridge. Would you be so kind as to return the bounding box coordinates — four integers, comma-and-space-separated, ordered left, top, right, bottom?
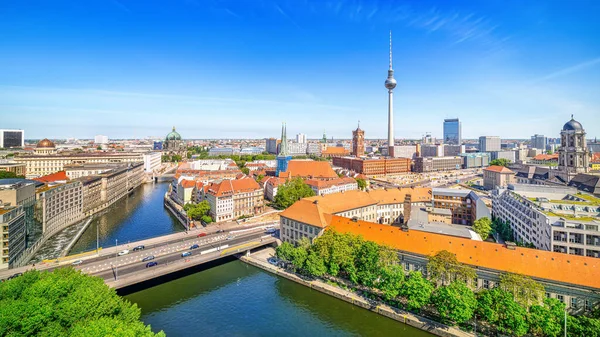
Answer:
146, 261, 158, 268
190, 244, 199, 250
71, 260, 83, 266
181, 251, 192, 257
197, 233, 207, 238
142, 255, 155, 262
118, 250, 130, 256
133, 245, 145, 251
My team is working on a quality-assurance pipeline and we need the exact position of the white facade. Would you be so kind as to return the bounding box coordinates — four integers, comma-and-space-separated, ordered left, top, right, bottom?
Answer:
479, 136, 501, 152
143, 151, 162, 173
188, 159, 237, 171
94, 135, 109, 144
296, 133, 307, 144
287, 142, 308, 155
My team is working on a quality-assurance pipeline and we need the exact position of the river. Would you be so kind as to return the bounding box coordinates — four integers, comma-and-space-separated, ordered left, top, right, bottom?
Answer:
125, 260, 434, 337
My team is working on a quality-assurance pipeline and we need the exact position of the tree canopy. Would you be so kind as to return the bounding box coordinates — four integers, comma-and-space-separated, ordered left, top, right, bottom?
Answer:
427, 250, 476, 286
0, 171, 24, 179
472, 217, 493, 240
431, 280, 477, 324
355, 178, 367, 190
272, 178, 315, 209
184, 200, 212, 223
0, 268, 164, 337
490, 158, 511, 167
499, 272, 544, 307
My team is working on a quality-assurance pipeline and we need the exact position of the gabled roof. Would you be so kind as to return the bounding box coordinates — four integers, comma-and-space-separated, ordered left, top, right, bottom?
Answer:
484, 165, 514, 174
206, 177, 261, 197
305, 176, 357, 189
278, 160, 338, 179
533, 153, 559, 161
328, 216, 600, 290
322, 147, 350, 155
179, 179, 196, 189
33, 171, 69, 183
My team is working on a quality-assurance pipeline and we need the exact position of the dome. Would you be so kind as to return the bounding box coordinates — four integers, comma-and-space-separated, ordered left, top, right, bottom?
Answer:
166, 126, 182, 141
385, 78, 397, 90
37, 138, 55, 148
563, 116, 583, 131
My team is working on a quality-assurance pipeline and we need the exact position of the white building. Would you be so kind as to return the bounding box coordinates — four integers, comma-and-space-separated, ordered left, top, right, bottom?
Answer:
305, 177, 358, 196
188, 159, 238, 171
479, 136, 501, 152
143, 151, 162, 174
296, 133, 307, 144
492, 184, 600, 257
0, 204, 26, 270
94, 135, 109, 144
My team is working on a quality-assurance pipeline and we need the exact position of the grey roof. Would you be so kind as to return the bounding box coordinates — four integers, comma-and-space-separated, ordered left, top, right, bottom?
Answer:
407, 208, 481, 240
432, 188, 471, 197
0, 178, 43, 189
430, 208, 452, 216
568, 174, 600, 194
563, 118, 583, 131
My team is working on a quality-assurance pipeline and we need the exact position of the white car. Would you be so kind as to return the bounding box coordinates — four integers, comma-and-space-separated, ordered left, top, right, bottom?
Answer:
71, 260, 83, 266
117, 249, 130, 256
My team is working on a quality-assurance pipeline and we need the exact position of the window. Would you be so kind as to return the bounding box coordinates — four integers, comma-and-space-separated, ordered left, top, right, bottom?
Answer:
483, 279, 490, 289
571, 297, 577, 309
557, 294, 564, 303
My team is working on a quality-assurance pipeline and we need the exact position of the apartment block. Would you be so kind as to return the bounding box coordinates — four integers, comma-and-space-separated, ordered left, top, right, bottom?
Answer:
413, 156, 462, 173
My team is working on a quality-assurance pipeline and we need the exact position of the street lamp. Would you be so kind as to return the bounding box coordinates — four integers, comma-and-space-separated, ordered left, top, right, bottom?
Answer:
115, 239, 118, 281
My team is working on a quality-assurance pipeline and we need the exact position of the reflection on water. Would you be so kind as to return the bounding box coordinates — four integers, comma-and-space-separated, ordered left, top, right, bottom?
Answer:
30, 182, 183, 262
125, 261, 434, 337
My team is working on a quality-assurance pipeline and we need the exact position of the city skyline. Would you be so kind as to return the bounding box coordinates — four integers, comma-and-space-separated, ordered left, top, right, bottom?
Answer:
1, 1, 599, 139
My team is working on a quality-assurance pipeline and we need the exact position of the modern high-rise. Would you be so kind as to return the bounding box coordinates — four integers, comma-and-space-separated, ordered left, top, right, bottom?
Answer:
0, 129, 24, 148
443, 119, 461, 145
352, 123, 365, 157
296, 133, 307, 144
531, 134, 547, 150
479, 136, 501, 152
384, 31, 397, 155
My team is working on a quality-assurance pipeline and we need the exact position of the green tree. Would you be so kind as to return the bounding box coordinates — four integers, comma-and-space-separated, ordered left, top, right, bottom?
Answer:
528, 298, 564, 337
378, 265, 405, 301
566, 315, 600, 337
400, 271, 434, 312
472, 217, 493, 240
304, 250, 327, 277
184, 200, 211, 221
241, 167, 250, 175
273, 178, 316, 209
430, 281, 477, 324
354, 241, 382, 287
0, 171, 24, 179
427, 250, 476, 286
0, 268, 164, 337
476, 288, 529, 336
256, 174, 264, 182
490, 158, 510, 167
355, 178, 367, 190
311, 230, 363, 278
275, 241, 296, 262
499, 273, 544, 307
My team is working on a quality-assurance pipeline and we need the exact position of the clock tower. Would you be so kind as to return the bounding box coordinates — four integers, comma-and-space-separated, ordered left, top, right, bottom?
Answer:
352, 121, 365, 157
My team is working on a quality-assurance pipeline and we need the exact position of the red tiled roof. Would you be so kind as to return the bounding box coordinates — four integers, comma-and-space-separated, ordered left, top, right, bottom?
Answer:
305, 176, 357, 189
278, 160, 337, 179
484, 165, 514, 173
180, 179, 196, 189
322, 147, 350, 155
592, 153, 600, 163
206, 177, 261, 197
33, 171, 69, 183
329, 216, 600, 290
533, 153, 559, 161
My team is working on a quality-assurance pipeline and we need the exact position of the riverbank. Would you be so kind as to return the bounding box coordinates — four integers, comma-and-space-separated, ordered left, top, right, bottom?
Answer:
241, 248, 475, 337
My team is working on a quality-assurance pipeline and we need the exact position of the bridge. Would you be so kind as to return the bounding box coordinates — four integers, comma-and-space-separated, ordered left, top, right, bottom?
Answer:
0, 225, 278, 290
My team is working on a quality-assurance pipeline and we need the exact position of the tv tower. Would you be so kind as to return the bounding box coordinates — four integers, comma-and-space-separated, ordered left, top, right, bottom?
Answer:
384, 31, 397, 155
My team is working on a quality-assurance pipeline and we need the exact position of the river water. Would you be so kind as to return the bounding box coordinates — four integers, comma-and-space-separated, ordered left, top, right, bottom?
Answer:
125, 260, 434, 337
35, 181, 434, 336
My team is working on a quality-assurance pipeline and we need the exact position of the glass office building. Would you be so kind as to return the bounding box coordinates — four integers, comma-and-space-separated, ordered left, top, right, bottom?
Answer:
443, 119, 461, 145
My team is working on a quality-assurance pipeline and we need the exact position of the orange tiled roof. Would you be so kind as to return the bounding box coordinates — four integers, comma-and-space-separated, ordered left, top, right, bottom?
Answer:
33, 171, 69, 183
278, 160, 338, 179
305, 176, 357, 189
206, 177, 261, 197
592, 153, 600, 163
180, 179, 196, 189
264, 176, 286, 187
484, 165, 514, 173
367, 187, 432, 204
328, 216, 600, 290
322, 147, 350, 155
533, 153, 559, 161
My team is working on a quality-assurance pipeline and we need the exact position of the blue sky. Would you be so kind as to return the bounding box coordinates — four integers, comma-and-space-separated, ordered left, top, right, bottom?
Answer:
1, 0, 599, 140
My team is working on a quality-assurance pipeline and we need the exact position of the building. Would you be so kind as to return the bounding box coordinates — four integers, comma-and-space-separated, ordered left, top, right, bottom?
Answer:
276, 123, 292, 176
0, 203, 26, 270
557, 116, 589, 182
208, 147, 234, 157
490, 150, 516, 163
568, 174, 600, 195
420, 144, 443, 157
202, 178, 264, 222
265, 138, 279, 154
175, 179, 196, 205
432, 188, 490, 225
64, 163, 120, 179
479, 136, 501, 152
530, 153, 559, 166
240, 147, 264, 155
279, 187, 432, 244
296, 133, 307, 144
531, 134, 547, 150
321, 146, 350, 158
413, 156, 462, 173
443, 144, 465, 156
163, 126, 186, 155
332, 156, 411, 176
94, 135, 109, 144
307, 143, 322, 155
483, 165, 515, 190
384, 32, 397, 155
35, 181, 84, 237
328, 217, 600, 313
492, 184, 600, 257
287, 142, 308, 156
278, 160, 338, 180
0, 161, 26, 177
461, 152, 491, 169
305, 177, 358, 196
261, 176, 286, 201
153, 141, 163, 151
143, 151, 162, 174
0, 129, 24, 148
443, 118, 461, 145
389, 145, 418, 159
14, 139, 144, 179
352, 123, 365, 157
